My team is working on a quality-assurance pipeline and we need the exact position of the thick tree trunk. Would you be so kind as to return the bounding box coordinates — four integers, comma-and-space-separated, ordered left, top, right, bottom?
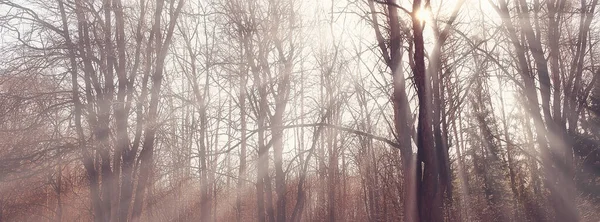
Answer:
369, 0, 417, 220
131, 0, 183, 219
412, 1, 443, 221
272, 59, 292, 222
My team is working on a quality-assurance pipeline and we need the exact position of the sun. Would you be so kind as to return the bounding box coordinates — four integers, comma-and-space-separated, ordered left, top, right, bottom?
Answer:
415, 8, 432, 22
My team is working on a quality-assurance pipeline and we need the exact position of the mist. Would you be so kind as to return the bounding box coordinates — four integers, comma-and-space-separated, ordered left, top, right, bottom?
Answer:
0, 0, 599, 221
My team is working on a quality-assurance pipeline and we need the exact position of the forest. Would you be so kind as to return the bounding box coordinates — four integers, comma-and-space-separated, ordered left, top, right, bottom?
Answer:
0, 0, 599, 221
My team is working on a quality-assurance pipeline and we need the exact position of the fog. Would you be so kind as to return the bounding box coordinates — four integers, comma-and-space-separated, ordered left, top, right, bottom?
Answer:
0, 0, 599, 221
